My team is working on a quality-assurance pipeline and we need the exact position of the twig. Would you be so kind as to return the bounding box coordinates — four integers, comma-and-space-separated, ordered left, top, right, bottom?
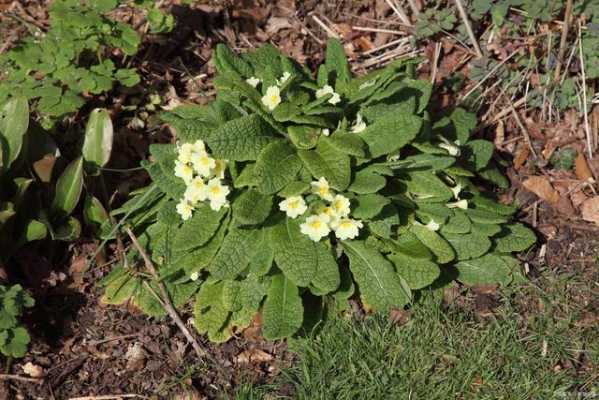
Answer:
407, 0, 420, 16
362, 38, 409, 55
68, 395, 148, 400
125, 228, 207, 360
430, 42, 442, 84
352, 26, 408, 36
453, 0, 483, 58
87, 334, 140, 346
554, 0, 573, 82
385, 0, 412, 26
578, 20, 594, 159
507, 98, 538, 159
461, 49, 519, 101
0, 374, 43, 383
310, 13, 340, 39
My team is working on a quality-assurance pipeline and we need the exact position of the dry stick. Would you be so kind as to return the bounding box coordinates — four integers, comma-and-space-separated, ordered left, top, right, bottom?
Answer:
407, 0, 420, 16
430, 42, 442, 84
124, 228, 206, 360
453, 0, 483, 58
352, 26, 408, 36
310, 13, 340, 39
0, 374, 43, 384
362, 38, 409, 55
578, 20, 594, 159
385, 0, 412, 26
554, 0, 573, 82
461, 49, 519, 101
506, 96, 539, 159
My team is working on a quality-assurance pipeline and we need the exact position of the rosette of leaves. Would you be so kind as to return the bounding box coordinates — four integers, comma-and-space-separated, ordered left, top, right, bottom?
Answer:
0, 97, 113, 264
104, 40, 535, 342
0, 284, 34, 358
0, 0, 140, 126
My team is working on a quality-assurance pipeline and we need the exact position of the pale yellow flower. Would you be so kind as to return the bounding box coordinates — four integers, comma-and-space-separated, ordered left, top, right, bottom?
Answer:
174, 161, 194, 184
206, 178, 230, 211
311, 177, 334, 201
176, 200, 194, 221
331, 218, 363, 240
279, 196, 308, 219
191, 151, 216, 177
261, 85, 282, 111
300, 214, 331, 242
446, 199, 468, 210
330, 194, 351, 217
246, 76, 261, 88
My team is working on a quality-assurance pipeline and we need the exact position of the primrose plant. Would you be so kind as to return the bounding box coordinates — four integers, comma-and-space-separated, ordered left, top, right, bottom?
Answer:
102, 40, 535, 342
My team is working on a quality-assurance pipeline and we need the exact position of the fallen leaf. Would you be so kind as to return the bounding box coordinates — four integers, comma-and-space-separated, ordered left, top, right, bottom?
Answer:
513, 145, 530, 170
522, 176, 560, 204
580, 197, 599, 225
125, 342, 147, 371
575, 153, 594, 181
236, 348, 273, 364
22, 362, 45, 378
389, 308, 411, 326
266, 17, 292, 34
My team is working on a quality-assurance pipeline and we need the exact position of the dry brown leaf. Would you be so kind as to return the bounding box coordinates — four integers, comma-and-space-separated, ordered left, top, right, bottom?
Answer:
236, 348, 273, 364
580, 197, 599, 225
22, 362, 45, 378
522, 176, 561, 204
265, 17, 292, 34
513, 145, 530, 170
574, 153, 594, 181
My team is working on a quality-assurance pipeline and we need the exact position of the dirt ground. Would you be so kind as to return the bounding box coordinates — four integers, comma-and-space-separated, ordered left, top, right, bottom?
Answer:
0, 0, 598, 398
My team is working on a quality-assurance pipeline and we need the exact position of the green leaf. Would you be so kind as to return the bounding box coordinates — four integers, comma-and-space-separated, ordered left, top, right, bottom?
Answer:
455, 253, 515, 286
262, 273, 304, 340
348, 168, 387, 194
172, 204, 227, 252
254, 141, 303, 194
310, 243, 340, 295
440, 210, 471, 234
101, 268, 140, 305
52, 156, 84, 217
450, 107, 476, 144
21, 219, 47, 242
298, 138, 351, 191
464, 139, 494, 171
232, 189, 272, 225
343, 240, 411, 311
193, 281, 231, 342
207, 114, 278, 161
325, 38, 352, 87
494, 223, 536, 252
0, 327, 30, 358
388, 253, 440, 290
442, 232, 492, 260
271, 218, 318, 287
385, 232, 432, 259
83, 195, 109, 233
210, 227, 264, 280
352, 194, 390, 219
278, 181, 310, 197
404, 171, 452, 202
410, 224, 455, 264
82, 108, 113, 170
0, 96, 29, 168
324, 131, 366, 157
360, 112, 422, 157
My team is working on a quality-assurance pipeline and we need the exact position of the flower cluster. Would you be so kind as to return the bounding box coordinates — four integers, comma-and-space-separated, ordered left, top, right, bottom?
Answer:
173, 140, 230, 220
278, 177, 363, 242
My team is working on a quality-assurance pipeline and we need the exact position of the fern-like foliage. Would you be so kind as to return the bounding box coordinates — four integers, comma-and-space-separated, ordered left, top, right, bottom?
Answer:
102, 40, 536, 342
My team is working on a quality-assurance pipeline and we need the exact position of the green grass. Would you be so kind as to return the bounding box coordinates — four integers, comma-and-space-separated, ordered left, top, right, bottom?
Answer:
234, 267, 598, 400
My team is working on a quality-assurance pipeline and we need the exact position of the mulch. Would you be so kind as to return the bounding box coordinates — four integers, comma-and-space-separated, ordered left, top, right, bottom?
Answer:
1, 0, 598, 398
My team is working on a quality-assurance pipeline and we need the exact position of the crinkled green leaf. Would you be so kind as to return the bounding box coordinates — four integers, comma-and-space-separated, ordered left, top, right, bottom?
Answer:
254, 141, 303, 194
389, 252, 440, 290
298, 138, 351, 190
443, 232, 492, 260
210, 227, 264, 280
172, 204, 227, 252
207, 114, 278, 161
262, 273, 304, 340
343, 240, 411, 311
271, 218, 318, 287
410, 224, 455, 264
494, 223, 536, 252
233, 189, 272, 226
455, 253, 515, 286
310, 243, 340, 295
360, 111, 422, 158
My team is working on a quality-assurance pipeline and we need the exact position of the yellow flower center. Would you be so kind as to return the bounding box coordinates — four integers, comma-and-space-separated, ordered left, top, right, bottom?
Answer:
288, 200, 299, 209
309, 220, 322, 229
340, 221, 353, 229
210, 187, 221, 195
